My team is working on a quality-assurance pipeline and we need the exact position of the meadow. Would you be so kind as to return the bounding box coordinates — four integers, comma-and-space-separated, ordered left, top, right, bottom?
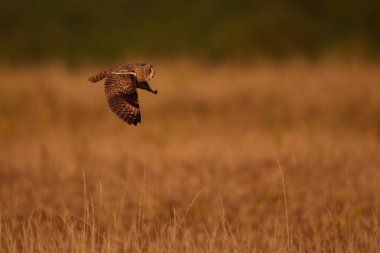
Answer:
0, 59, 380, 252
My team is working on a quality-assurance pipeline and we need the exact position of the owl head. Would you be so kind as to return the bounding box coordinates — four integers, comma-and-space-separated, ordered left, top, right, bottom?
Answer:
134, 64, 155, 82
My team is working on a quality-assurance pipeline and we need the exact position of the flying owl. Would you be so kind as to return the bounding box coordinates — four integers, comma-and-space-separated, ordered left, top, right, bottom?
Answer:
88, 63, 157, 125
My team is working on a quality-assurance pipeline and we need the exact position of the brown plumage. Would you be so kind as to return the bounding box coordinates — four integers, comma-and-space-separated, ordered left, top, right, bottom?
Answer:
88, 63, 157, 125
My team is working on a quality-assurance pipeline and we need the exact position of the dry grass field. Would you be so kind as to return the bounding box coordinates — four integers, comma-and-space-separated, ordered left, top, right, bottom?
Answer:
0, 59, 380, 252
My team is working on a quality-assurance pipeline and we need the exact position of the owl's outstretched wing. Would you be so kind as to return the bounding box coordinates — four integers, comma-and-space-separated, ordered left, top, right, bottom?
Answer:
107, 92, 141, 125
104, 74, 141, 125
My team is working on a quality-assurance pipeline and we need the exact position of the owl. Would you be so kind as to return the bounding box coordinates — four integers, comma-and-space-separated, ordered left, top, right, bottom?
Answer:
88, 63, 157, 125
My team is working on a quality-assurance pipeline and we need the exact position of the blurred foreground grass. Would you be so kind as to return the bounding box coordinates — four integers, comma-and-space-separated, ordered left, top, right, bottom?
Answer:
0, 59, 380, 252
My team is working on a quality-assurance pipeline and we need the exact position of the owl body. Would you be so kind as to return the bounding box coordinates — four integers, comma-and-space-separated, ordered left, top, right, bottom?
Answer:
104, 73, 137, 97
88, 63, 157, 125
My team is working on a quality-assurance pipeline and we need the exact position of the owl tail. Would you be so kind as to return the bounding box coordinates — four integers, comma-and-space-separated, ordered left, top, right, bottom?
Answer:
88, 71, 108, 83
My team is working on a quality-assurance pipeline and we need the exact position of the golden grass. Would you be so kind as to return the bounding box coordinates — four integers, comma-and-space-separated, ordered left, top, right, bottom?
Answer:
0, 59, 380, 252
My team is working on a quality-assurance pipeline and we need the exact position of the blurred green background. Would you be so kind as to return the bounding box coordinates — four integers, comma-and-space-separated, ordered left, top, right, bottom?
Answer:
1, 0, 380, 63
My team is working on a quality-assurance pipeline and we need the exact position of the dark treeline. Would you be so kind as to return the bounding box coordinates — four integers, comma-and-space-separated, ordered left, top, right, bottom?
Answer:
1, 0, 380, 63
